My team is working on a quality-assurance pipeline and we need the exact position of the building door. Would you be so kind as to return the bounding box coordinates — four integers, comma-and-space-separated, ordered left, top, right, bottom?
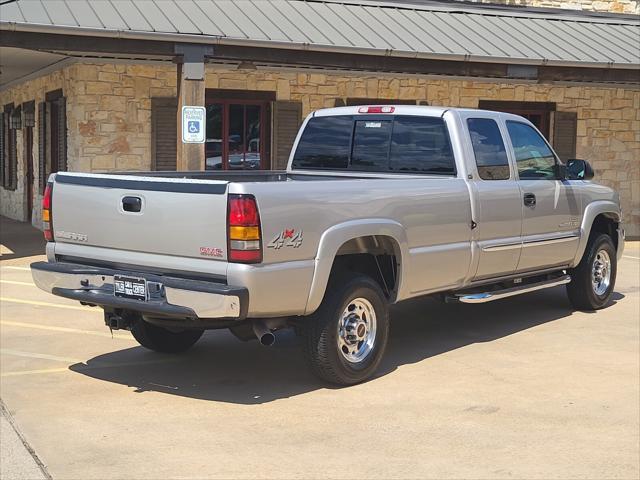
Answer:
205, 90, 273, 170
478, 101, 554, 139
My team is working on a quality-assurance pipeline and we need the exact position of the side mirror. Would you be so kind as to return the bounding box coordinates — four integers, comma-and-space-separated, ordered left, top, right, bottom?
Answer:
566, 159, 594, 180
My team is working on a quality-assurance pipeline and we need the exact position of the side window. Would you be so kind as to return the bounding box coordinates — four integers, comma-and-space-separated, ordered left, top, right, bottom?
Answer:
506, 121, 557, 180
291, 116, 352, 169
351, 120, 392, 170
467, 118, 510, 180
389, 116, 455, 174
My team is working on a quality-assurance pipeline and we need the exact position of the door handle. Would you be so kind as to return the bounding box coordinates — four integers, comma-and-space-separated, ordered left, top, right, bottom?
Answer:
523, 193, 536, 207
122, 196, 142, 213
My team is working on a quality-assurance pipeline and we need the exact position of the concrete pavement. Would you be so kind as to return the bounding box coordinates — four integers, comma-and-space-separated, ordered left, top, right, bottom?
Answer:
1, 216, 638, 479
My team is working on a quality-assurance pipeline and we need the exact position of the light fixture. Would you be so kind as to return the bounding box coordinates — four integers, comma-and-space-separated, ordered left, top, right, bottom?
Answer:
237, 61, 257, 70
22, 102, 35, 127
9, 106, 21, 130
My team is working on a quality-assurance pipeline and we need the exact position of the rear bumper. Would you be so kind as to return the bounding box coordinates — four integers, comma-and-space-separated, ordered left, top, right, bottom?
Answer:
30, 261, 248, 320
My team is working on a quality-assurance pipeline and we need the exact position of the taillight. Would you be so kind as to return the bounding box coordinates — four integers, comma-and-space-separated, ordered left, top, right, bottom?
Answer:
227, 194, 262, 263
358, 106, 395, 114
42, 183, 54, 242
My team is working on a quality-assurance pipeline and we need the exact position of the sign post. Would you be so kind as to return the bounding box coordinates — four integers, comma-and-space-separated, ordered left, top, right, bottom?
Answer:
181, 106, 206, 144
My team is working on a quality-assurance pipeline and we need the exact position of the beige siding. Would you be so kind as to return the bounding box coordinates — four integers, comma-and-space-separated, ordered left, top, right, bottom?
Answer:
462, 0, 639, 14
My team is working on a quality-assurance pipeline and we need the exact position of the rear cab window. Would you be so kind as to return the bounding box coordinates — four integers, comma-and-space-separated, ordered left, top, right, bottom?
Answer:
292, 115, 456, 175
467, 118, 510, 180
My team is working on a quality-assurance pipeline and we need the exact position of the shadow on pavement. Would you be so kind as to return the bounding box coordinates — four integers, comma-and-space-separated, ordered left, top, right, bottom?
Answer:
70, 285, 622, 404
0, 216, 45, 261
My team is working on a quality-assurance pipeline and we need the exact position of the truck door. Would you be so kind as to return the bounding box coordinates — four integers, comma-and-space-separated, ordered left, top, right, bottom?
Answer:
465, 116, 523, 279
505, 121, 581, 271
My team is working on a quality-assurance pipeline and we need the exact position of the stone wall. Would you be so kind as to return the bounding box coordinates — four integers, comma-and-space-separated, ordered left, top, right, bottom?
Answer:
462, 0, 639, 14
0, 68, 70, 225
70, 63, 176, 173
1, 62, 639, 236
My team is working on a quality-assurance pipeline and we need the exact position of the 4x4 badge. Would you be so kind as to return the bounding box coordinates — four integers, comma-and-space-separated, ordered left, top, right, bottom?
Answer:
267, 229, 303, 249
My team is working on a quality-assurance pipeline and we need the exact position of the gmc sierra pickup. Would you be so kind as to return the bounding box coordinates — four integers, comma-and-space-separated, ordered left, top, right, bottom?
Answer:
31, 105, 624, 385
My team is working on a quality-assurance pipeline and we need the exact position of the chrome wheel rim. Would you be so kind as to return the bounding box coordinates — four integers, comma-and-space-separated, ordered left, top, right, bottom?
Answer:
592, 249, 612, 296
337, 297, 377, 363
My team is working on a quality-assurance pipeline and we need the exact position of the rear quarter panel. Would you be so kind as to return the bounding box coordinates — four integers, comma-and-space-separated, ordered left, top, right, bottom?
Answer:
230, 176, 472, 310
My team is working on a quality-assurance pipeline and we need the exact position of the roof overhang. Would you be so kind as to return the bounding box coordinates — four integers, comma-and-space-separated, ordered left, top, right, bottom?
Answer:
1, 26, 638, 89
2, 20, 639, 71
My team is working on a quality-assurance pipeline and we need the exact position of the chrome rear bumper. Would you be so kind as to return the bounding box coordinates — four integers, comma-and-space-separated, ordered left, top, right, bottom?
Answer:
30, 261, 248, 320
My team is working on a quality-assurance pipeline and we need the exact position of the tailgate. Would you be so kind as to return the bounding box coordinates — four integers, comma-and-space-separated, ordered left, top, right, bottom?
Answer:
51, 173, 229, 261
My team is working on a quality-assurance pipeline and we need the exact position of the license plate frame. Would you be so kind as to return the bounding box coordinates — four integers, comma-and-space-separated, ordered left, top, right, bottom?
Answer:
113, 275, 147, 301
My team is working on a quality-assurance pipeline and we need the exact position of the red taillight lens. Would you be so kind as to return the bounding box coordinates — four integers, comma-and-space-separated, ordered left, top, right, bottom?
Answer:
358, 106, 395, 114
228, 197, 259, 226
228, 194, 262, 264
42, 183, 54, 242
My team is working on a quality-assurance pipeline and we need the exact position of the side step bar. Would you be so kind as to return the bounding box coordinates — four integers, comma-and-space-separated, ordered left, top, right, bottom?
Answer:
446, 274, 571, 304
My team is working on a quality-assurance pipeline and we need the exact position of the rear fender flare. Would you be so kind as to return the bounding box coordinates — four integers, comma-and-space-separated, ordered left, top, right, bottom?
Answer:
304, 219, 409, 315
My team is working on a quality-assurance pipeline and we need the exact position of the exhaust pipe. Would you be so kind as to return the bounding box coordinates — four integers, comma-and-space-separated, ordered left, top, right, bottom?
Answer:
252, 320, 275, 347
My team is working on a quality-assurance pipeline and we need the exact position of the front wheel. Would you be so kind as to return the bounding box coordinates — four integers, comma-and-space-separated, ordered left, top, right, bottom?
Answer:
298, 273, 390, 386
567, 233, 617, 311
131, 319, 204, 354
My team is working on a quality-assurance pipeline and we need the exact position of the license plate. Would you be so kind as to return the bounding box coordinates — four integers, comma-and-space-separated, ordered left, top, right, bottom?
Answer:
114, 275, 147, 301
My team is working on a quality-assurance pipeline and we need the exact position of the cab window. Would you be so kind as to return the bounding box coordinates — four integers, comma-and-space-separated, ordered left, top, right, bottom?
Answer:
389, 116, 456, 174
292, 114, 455, 175
506, 121, 557, 180
467, 118, 510, 180
351, 120, 393, 171
291, 116, 352, 169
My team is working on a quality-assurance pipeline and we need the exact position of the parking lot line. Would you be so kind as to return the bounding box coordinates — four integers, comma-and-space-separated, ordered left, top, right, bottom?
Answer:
1, 368, 70, 378
0, 297, 98, 312
623, 255, 640, 260
1, 280, 36, 287
0, 321, 132, 340
0, 349, 83, 364
0, 266, 31, 271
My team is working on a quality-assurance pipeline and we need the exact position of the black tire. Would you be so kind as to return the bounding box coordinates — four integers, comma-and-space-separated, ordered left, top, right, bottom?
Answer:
298, 273, 389, 386
131, 319, 204, 354
567, 233, 617, 311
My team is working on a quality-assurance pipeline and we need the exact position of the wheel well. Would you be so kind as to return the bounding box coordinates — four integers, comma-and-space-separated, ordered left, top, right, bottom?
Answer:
331, 236, 400, 299
590, 213, 619, 251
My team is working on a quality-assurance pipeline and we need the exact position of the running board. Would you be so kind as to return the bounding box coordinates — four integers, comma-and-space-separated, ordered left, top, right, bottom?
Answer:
446, 274, 571, 304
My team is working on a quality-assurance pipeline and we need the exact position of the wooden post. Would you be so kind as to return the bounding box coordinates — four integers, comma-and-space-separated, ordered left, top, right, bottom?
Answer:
175, 44, 212, 171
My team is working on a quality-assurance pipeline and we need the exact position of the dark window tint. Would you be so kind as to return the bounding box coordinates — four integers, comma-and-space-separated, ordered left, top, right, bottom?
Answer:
467, 118, 510, 180
506, 121, 557, 180
389, 116, 455, 174
292, 116, 352, 169
351, 120, 392, 170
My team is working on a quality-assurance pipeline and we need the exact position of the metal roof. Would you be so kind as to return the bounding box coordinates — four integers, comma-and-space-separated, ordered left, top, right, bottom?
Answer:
1, 0, 639, 69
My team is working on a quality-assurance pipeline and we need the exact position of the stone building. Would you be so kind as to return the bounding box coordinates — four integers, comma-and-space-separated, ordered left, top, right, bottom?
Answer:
463, 0, 639, 14
1, 0, 639, 236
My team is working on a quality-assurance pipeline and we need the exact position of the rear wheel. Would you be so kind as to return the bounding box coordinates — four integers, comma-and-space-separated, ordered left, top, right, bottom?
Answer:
298, 273, 389, 385
567, 233, 617, 311
131, 319, 204, 353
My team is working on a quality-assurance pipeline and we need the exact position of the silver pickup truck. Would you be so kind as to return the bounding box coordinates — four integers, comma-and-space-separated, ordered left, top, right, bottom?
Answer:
31, 105, 624, 385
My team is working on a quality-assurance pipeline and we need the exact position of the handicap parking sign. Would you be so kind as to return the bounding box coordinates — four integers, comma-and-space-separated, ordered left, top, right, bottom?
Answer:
188, 121, 200, 134
182, 106, 206, 143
